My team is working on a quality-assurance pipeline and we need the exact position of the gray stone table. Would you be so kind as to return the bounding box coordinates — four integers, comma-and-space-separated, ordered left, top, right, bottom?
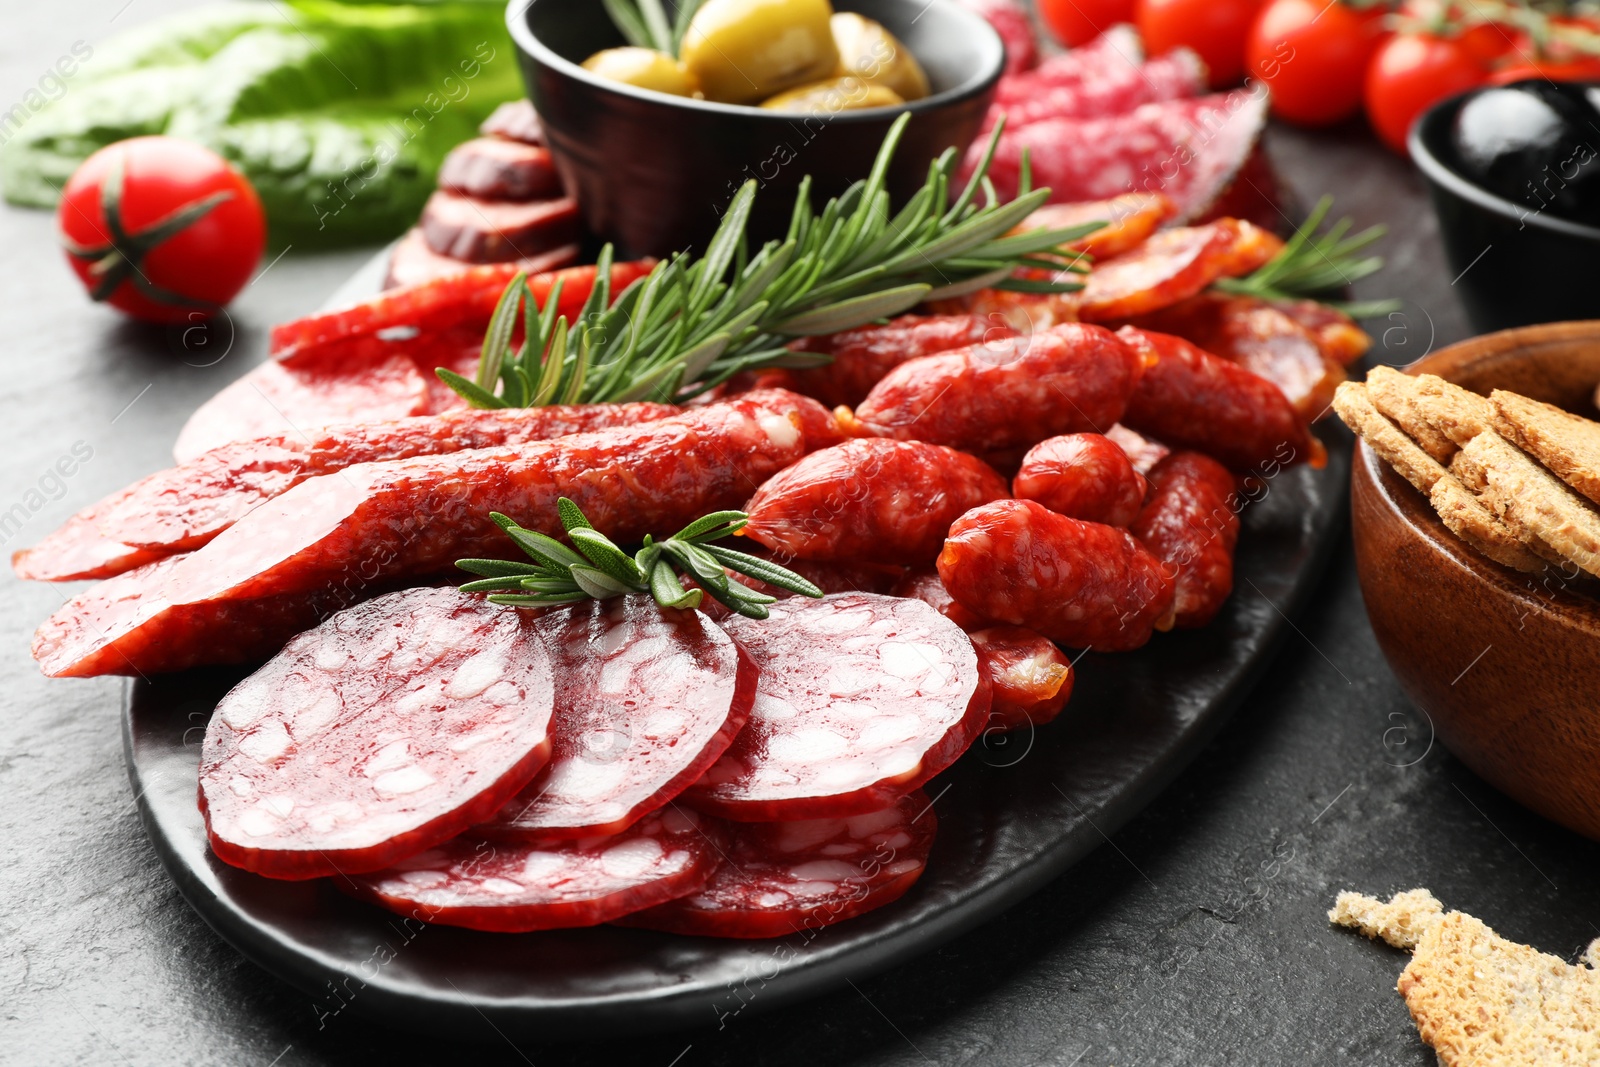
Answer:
5, 3, 1596, 1065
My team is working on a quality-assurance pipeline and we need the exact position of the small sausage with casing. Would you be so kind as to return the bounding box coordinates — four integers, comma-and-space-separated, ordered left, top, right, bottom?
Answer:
938, 498, 1175, 652
851, 323, 1146, 453
1013, 433, 1149, 527
784, 313, 1016, 408
970, 626, 1075, 732
1131, 451, 1241, 629
742, 438, 1008, 565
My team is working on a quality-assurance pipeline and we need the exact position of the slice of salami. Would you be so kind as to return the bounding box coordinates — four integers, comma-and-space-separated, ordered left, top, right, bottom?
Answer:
743, 439, 1008, 565
890, 568, 987, 630
970, 626, 1074, 731
1013, 433, 1149, 527
12, 489, 173, 582
383, 226, 579, 290
784, 314, 1016, 408
1132, 451, 1240, 628
1270, 298, 1370, 366
1076, 219, 1283, 322
419, 192, 581, 263
437, 138, 563, 201
344, 806, 720, 932
939, 498, 1174, 651
977, 90, 1271, 222
35, 391, 841, 678
986, 48, 1205, 128
268, 260, 652, 358
1117, 326, 1319, 473
992, 25, 1142, 103
1128, 293, 1344, 421
198, 587, 556, 880
477, 599, 756, 842
172, 341, 431, 462
1018, 193, 1177, 261
86, 402, 679, 560
850, 323, 1145, 452
619, 790, 935, 938
688, 593, 989, 821
480, 98, 544, 145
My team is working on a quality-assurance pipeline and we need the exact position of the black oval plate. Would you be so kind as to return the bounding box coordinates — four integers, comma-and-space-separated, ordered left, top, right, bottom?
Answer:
123, 253, 1349, 1039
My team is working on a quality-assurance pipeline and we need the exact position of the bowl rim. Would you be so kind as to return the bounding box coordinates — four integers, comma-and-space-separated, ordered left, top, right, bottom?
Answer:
505, 0, 1005, 121
1357, 319, 1600, 627
1409, 85, 1600, 243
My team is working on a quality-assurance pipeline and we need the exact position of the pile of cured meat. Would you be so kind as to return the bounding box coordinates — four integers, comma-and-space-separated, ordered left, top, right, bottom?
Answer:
384, 100, 583, 290
963, 21, 1278, 228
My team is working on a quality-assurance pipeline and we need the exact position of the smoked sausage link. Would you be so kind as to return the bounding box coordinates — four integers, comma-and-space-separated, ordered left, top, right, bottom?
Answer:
785, 314, 1016, 408
938, 498, 1175, 651
743, 439, 1008, 565
851, 323, 1145, 452
1117, 326, 1317, 473
1013, 433, 1149, 527
1131, 451, 1241, 628
970, 625, 1074, 731
33, 390, 840, 679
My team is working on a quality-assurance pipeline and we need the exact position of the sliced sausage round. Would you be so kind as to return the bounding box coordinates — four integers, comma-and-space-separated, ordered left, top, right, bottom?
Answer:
688, 593, 989, 821
343, 806, 721, 932
437, 138, 562, 201
477, 598, 756, 843
419, 191, 580, 263
199, 587, 556, 879
619, 790, 935, 938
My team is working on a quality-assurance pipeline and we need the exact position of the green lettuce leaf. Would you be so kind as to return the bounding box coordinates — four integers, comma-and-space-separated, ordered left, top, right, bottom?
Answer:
0, 0, 523, 247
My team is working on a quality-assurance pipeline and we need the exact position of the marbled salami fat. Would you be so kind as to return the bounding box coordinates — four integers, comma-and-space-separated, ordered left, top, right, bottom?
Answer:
478, 598, 756, 842
688, 594, 989, 821
620, 790, 936, 938
345, 807, 721, 932
199, 588, 556, 879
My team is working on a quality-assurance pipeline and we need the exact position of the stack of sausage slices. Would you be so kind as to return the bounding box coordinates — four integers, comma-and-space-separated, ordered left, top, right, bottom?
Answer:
386, 100, 582, 289
18, 187, 1370, 937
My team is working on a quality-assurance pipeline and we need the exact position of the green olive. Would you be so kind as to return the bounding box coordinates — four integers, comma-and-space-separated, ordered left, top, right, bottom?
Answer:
681, 0, 840, 105
829, 13, 929, 102
582, 47, 701, 97
760, 76, 904, 115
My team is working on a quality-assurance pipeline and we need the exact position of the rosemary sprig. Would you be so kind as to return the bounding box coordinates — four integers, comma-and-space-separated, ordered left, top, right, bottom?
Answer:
1212, 196, 1400, 319
456, 499, 822, 620
602, 0, 703, 56
436, 114, 1097, 409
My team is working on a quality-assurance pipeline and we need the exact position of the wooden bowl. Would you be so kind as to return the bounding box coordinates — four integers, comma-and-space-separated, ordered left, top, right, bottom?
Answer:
1352, 320, 1600, 840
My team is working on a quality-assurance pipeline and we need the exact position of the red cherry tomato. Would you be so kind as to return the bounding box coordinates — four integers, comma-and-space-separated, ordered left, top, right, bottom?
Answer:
1137, 0, 1266, 87
1364, 32, 1488, 155
1038, 0, 1138, 47
1245, 0, 1384, 127
58, 136, 266, 324
1455, 20, 1516, 66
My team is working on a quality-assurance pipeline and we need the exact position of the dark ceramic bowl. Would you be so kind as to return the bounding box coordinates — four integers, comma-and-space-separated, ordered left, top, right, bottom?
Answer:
1352, 322, 1600, 841
1410, 89, 1600, 335
506, 0, 1003, 258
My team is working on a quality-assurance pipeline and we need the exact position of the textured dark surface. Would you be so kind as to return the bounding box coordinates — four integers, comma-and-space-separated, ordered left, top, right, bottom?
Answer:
6, 4, 1600, 1066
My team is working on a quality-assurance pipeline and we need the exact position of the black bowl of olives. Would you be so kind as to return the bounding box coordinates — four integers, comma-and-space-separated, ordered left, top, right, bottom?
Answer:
1410, 80, 1600, 334
506, 0, 1004, 258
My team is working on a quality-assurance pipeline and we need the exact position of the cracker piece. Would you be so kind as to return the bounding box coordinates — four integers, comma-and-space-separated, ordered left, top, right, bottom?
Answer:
1491, 388, 1600, 508
1428, 476, 1548, 573
1332, 381, 1448, 495
1411, 374, 1497, 447
1464, 431, 1600, 579
1367, 366, 1458, 463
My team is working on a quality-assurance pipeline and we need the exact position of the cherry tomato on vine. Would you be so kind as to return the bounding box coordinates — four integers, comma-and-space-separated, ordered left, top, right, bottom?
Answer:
1037, 0, 1138, 47
58, 136, 266, 324
1487, 31, 1600, 84
1136, 0, 1266, 87
1364, 32, 1488, 155
1246, 0, 1384, 126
